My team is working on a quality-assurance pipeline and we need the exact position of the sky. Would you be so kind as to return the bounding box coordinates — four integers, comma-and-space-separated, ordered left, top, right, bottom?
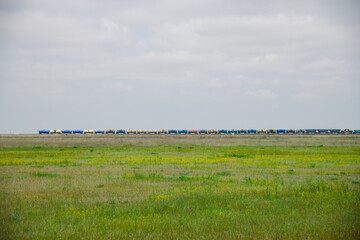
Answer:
0, 0, 359, 133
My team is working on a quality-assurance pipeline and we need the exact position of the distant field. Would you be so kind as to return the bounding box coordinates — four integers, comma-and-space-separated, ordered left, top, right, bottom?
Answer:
0, 135, 359, 239
0, 134, 359, 147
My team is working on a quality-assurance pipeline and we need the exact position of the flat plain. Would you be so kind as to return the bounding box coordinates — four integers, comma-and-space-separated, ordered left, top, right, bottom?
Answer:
0, 135, 359, 239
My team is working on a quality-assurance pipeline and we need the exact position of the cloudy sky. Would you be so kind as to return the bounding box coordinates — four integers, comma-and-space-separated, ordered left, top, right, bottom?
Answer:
0, 0, 359, 133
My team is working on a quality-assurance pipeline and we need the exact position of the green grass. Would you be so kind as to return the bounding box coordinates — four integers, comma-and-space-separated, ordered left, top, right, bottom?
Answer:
32, 172, 59, 178
0, 143, 359, 239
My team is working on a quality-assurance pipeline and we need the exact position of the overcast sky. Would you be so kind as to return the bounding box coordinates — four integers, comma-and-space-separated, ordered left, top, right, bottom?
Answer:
0, 0, 359, 133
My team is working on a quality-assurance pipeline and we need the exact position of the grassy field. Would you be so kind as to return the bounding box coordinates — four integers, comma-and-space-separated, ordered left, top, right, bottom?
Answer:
0, 135, 359, 239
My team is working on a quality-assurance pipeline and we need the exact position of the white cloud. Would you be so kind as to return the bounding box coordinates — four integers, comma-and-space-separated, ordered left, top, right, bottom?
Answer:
246, 89, 278, 99
100, 18, 119, 32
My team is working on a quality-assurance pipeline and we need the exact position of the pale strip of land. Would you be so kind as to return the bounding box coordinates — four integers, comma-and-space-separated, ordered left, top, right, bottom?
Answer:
0, 134, 359, 147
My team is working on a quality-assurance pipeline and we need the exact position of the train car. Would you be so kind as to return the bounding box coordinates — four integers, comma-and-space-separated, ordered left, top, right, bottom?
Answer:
84, 130, 94, 134
168, 130, 177, 134
158, 129, 168, 134
218, 129, 228, 134
106, 129, 116, 134
116, 130, 126, 134
296, 129, 306, 134
286, 129, 296, 134
127, 130, 137, 134
178, 129, 188, 134
73, 129, 84, 134
199, 129, 207, 134
318, 129, 330, 134
95, 130, 105, 134
50, 130, 61, 134
329, 129, 341, 134
61, 130, 72, 134
227, 130, 236, 134
188, 129, 198, 134
247, 129, 257, 134
137, 129, 147, 134
238, 129, 247, 134
257, 129, 266, 134
208, 129, 218, 134
353, 130, 360, 134
39, 130, 50, 134
341, 129, 353, 134
276, 129, 286, 134
305, 129, 318, 134
148, 129, 158, 134
267, 129, 276, 134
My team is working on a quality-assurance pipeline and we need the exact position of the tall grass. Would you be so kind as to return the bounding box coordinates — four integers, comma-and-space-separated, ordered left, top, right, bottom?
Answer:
0, 143, 359, 239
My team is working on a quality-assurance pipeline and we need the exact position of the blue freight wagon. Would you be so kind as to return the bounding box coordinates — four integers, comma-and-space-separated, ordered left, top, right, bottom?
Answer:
238, 129, 247, 134
247, 129, 257, 134
218, 129, 228, 134
95, 130, 105, 134
39, 130, 50, 134
61, 130, 72, 134
277, 129, 286, 134
72, 130, 84, 134
168, 130, 178, 134
178, 129, 188, 134
116, 130, 126, 134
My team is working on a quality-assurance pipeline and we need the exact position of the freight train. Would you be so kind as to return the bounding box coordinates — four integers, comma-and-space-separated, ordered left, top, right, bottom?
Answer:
38, 129, 359, 135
